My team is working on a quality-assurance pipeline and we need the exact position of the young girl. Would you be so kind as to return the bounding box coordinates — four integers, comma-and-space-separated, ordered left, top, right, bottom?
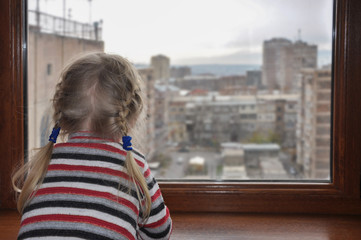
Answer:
12, 53, 172, 240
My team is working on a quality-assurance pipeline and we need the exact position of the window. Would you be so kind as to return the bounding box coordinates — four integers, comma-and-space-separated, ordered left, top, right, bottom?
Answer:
1, 0, 360, 214
46, 63, 52, 75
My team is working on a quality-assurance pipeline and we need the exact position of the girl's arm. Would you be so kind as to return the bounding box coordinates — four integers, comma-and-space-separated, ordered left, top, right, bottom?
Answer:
137, 163, 172, 240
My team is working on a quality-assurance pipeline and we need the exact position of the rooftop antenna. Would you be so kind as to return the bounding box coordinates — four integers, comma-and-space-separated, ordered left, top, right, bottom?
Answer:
68, 8, 72, 19
88, 0, 92, 24
36, 0, 40, 27
63, 0, 66, 19
298, 29, 302, 41
63, 0, 66, 34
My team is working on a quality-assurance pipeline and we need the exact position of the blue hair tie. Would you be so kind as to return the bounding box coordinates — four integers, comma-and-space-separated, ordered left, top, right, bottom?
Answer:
49, 127, 61, 143
122, 135, 133, 151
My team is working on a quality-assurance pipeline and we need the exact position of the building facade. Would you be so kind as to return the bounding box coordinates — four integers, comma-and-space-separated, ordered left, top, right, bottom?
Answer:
138, 68, 156, 158
297, 68, 331, 179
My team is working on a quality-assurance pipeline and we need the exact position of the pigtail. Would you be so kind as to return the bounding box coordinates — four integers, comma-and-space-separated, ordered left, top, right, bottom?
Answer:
120, 122, 151, 221
12, 125, 60, 213
124, 148, 152, 221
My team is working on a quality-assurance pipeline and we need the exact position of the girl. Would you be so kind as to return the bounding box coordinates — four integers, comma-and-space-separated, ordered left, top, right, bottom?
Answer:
12, 53, 172, 240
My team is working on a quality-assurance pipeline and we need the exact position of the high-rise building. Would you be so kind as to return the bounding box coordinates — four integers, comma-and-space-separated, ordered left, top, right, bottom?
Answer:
151, 54, 170, 82
262, 38, 292, 91
297, 68, 331, 179
262, 38, 317, 93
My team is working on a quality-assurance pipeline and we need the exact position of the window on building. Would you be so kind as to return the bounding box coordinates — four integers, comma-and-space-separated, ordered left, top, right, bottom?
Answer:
46, 63, 52, 75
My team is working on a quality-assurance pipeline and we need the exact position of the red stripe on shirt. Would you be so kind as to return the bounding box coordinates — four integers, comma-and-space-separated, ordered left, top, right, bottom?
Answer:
47, 164, 130, 180
143, 207, 170, 229
151, 189, 161, 202
144, 168, 150, 178
34, 187, 138, 214
21, 214, 135, 240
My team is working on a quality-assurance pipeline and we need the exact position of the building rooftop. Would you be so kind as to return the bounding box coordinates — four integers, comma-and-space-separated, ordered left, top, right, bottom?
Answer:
29, 10, 102, 41
154, 84, 180, 92
243, 144, 280, 151
221, 142, 281, 151
221, 148, 245, 157
184, 75, 219, 80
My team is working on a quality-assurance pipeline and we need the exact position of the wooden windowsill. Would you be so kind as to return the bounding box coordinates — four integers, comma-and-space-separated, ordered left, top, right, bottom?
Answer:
1, 210, 361, 239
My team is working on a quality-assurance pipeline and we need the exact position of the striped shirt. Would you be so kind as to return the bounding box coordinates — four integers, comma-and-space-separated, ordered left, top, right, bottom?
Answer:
18, 132, 172, 240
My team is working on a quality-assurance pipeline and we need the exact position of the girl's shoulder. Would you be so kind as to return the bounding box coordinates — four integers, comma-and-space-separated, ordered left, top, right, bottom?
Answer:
103, 141, 147, 165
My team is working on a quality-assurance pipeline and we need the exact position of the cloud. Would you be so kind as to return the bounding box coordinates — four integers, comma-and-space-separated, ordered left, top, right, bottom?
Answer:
225, 0, 333, 50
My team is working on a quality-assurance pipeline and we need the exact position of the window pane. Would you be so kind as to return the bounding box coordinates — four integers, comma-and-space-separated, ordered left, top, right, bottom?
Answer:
27, 0, 333, 181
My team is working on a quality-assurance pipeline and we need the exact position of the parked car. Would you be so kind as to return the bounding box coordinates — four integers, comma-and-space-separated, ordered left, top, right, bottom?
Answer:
176, 157, 184, 164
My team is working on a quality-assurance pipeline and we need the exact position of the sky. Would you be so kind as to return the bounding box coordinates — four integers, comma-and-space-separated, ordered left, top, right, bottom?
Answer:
29, 0, 334, 66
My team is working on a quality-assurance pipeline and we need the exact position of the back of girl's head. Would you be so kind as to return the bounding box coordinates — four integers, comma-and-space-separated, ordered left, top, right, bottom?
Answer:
12, 53, 150, 215
53, 52, 144, 139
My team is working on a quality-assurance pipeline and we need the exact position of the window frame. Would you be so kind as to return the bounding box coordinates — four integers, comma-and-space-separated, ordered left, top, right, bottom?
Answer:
1, 0, 360, 214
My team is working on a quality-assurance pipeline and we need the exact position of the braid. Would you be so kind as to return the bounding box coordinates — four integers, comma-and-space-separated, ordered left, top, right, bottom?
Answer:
117, 109, 129, 136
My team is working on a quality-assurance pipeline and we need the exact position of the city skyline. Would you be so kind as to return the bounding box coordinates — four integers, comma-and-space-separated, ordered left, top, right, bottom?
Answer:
28, 0, 333, 66
26, 8, 332, 180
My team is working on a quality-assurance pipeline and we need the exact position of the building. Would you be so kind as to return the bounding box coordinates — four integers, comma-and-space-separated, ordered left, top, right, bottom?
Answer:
246, 70, 262, 88
221, 148, 247, 179
28, 10, 104, 151
170, 66, 191, 78
220, 142, 286, 179
169, 93, 299, 151
137, 67, 156, 158
168, 100, 188, 143
175, 75, 219, 91
175, 75, 246, 92
297, 68, 332, 179
151, 54, 170, 82
242, 144, 284, 178
262, 38, 317, 93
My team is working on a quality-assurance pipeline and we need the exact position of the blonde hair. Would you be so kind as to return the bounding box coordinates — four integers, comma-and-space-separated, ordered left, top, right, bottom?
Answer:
12, 52, 151, 219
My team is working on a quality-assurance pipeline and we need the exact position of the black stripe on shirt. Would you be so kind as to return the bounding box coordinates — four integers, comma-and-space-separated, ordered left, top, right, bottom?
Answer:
51, 152, 156, 190
148, 177, 156, 190
18, 229, 116, 240
52, 152, 125, 166
23, 200, 137, 228
42, 176, 138, 199
148, 202, 165, 217
140, 223, 171, 239
138, 202, 166, 220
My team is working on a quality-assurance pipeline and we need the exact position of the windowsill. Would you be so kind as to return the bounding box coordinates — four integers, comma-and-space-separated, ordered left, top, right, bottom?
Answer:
2, 210, 361, 239
171, 212, 361, 239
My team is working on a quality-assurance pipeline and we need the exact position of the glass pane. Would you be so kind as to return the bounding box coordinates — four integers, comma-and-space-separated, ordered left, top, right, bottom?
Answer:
27, 0, 333, 181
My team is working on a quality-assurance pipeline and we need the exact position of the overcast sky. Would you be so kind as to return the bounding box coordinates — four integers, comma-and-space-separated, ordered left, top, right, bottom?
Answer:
29, 0, 333, 66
